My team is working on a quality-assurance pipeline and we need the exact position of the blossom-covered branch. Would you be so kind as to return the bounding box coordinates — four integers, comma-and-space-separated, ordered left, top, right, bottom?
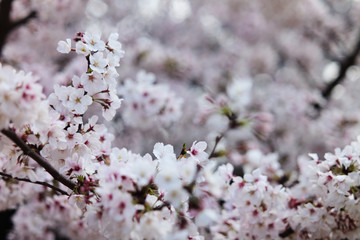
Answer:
1, 129, 75, 190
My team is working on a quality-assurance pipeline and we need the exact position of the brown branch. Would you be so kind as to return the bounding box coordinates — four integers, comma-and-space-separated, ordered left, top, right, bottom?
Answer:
0, 171, 69, 195
1, 128, 76, 190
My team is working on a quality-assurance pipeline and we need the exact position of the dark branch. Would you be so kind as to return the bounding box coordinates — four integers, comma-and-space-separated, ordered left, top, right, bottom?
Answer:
0, 0, 37, 57
152, 202, 171, 211
0, 0, 14, 25
0, 171, 69, 195
9, 11, 37, 31
1, 128, 76, 190
279, 225, 295, 238
313, 30, 360, 113
322, 32, 360, 99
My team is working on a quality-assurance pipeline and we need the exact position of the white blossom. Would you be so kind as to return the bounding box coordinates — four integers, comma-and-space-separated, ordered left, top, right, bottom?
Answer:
56, 39, 72, 53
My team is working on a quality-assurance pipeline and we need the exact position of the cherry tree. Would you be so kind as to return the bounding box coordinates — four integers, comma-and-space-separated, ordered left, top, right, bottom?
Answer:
1, 0, 360, 239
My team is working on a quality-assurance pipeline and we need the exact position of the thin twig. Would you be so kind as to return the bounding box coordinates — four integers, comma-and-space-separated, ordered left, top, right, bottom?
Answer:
209, 134, 224, 159
0, 171, 69, 195
1, 128, 76, 190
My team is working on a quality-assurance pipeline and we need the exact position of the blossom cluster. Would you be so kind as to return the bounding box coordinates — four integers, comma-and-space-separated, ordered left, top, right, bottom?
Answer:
119, 70, 183, 130
0, 65, 48, 129
287, 141, 360, 239
8, 195, 105, 240
55, 30, 124, 121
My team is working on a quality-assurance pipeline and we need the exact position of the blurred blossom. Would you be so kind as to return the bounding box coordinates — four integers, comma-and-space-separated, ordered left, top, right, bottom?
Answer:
86, 0, 108, 18
137, 0, 163, 18
169, 0, 192, 23
323, 61, 340, 82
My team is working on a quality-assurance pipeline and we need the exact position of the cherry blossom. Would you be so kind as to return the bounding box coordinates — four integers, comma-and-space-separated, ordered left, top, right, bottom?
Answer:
56, 39, 71, 54
66, 87, 93, 114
